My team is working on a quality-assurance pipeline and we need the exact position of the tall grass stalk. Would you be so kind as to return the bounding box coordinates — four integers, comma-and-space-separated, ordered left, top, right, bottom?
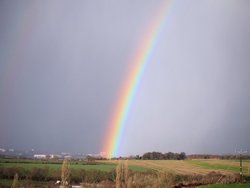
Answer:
61, 159, 71, 187
116, 160, 130, 188
12, 173, 19, 188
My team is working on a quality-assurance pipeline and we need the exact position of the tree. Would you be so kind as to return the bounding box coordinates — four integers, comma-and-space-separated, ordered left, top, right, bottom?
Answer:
61, 159, 71, 187
179, 152, 186, 160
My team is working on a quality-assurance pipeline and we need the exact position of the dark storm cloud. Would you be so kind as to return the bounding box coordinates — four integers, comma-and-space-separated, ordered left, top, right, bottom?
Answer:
0, 0, 161, 154
0, 0, 250, 156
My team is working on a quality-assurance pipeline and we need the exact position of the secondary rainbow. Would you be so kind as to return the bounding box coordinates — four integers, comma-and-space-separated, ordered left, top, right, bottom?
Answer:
1, 2, 37, 94
103, 0, 172, 158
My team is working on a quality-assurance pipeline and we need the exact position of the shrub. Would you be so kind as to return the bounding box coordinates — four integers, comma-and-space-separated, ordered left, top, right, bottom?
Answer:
30, 167, 49, 181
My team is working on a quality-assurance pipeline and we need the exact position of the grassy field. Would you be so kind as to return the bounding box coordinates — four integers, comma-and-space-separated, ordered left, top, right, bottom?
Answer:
1, 158, 249, 174
0, 158, 146, 172
186, 160, 248, 174
1, 158, 250, 187
198, 184, 250, 188
0, 161, 117, 172
0, 179, 12, 187
104, 159, 250, 175
0, 178, 48, 188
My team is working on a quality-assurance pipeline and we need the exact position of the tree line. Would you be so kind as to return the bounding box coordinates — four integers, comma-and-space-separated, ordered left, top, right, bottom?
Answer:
187, 154, 250, 160
142, 152, 186, 160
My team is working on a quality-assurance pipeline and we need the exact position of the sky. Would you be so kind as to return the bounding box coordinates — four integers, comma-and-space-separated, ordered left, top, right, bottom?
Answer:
0, 0, 250, 156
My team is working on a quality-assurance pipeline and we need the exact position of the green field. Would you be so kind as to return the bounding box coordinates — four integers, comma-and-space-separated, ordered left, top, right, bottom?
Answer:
0, 179, 12, 187
0, 178, 48, 187
0, 158, 146, 187
0, 161, 116, 172
0, 158, 146, 173
186, 160, 248, 173
198, 184, 250, 188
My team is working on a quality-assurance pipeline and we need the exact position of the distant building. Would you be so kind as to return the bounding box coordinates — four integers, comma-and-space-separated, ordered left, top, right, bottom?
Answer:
0, 148, 6, 152
99, 151, 106, 158
49, 154, 54, 159
64, 155, 72, 159
49, 154, 62, 159
34, 154, 47, 159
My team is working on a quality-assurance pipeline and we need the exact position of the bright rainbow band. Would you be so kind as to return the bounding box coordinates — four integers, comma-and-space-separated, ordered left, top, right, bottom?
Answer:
103, 0, 172, 158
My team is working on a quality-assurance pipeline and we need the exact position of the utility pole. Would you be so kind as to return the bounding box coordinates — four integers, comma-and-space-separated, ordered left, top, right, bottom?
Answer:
236, 149, 247, 182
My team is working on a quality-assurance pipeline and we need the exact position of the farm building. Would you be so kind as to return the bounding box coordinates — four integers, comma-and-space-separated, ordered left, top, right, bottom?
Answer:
33, 154, 47, 159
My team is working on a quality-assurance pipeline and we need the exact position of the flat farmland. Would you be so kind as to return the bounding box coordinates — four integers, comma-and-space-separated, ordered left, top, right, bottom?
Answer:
0, 161, 116, 172
1, 158, 250, 187
1, 158, 249, 175
103, 159, 250, 175
0, 161, 146, 172
0, 158, 145, 172
198, 184, 250, 188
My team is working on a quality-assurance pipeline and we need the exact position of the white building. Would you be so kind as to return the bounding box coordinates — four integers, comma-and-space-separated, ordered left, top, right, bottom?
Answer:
49, 154, 62, 159
34, 154, 47, 159
0, 148, 6, 152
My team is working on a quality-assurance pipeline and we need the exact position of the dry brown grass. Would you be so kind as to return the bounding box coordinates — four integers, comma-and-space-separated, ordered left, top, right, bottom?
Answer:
102, 159, 240, 175
130, 160, 210, 174
116, 160, 130, 188
61, 159, 71, 187
101, 159, 241, 187
79, 159, 246, 187
12, 173, 19, 188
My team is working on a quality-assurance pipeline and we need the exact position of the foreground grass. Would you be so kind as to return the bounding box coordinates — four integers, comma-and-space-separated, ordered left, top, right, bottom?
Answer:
0, 178, 48, 187
198, 183, 250, 188
1, 159, 248, 187
0, 179, 12, 187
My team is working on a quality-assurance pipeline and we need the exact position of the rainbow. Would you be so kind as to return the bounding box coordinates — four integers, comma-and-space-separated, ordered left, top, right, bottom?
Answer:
103, 0, 173, 158
1, 2, 36, 93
